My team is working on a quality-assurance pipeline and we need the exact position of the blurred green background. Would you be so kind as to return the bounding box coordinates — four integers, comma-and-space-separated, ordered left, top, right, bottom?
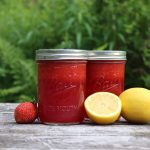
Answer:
0, 0, 150, 102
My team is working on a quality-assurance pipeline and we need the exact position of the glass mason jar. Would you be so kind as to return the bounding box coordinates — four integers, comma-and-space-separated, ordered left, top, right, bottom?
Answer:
86, 50, 126, 97
36, 49, 87, 124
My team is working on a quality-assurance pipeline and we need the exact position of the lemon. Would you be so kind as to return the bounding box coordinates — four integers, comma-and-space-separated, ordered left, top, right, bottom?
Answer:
84, 92, 122, 124
119, 88, 150, 123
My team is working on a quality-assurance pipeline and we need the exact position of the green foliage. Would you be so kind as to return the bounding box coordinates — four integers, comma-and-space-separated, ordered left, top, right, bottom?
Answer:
92, 0, 150, 88
0, 38, 37, 102
0, 0, 149, 102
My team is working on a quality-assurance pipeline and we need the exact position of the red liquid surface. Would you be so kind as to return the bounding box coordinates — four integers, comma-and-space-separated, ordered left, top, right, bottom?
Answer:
37, 60, 86, 123
86, 60, 126, 97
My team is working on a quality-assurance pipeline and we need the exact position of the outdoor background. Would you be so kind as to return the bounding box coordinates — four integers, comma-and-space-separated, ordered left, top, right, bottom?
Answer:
0, 0, 150, 102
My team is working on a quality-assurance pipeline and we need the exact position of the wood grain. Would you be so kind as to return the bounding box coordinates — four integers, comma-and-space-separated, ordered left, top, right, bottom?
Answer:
0, 103, 150, 150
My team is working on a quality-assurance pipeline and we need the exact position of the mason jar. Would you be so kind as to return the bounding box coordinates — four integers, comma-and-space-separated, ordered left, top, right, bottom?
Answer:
86, 50, 126, 97
36, 49, 87, 124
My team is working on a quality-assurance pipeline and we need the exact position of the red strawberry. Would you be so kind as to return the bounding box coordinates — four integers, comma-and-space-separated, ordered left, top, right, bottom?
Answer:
14, 102, 37, 124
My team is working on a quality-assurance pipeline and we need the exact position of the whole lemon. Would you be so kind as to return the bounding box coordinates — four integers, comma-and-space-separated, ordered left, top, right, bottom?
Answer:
119, 88, 150, 123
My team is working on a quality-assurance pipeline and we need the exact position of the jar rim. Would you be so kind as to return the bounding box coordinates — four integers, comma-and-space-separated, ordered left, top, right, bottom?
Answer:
88, 50, 127, 60
36, 49, 88, 60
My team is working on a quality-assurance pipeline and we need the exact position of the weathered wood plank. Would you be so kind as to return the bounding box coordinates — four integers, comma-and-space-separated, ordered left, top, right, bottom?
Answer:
0, 103, 150, 150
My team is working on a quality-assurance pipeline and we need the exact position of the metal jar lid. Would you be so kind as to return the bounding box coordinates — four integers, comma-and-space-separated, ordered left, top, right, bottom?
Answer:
88, 50, 126, 60
36, 49, 88, 60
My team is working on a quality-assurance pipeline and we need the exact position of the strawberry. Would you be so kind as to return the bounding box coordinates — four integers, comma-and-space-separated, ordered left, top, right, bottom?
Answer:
14, 102, 37, 124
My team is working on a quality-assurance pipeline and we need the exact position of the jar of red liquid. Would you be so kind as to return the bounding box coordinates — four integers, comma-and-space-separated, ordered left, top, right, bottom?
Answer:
36, 49, 87, 124
86, 51, 126, 97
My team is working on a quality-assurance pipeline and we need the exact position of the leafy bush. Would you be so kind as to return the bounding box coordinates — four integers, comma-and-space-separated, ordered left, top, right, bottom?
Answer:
92, 0, 150, 88
0, 0, 149, 102
0, 38, 37, 102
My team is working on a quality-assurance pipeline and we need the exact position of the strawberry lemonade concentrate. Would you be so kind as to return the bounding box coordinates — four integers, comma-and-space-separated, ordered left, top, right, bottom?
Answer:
87, 51, 126, 96
36, 49, 87, 124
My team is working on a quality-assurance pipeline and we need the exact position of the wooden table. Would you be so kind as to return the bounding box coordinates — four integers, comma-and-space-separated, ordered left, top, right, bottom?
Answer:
0, 103, 150, 150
